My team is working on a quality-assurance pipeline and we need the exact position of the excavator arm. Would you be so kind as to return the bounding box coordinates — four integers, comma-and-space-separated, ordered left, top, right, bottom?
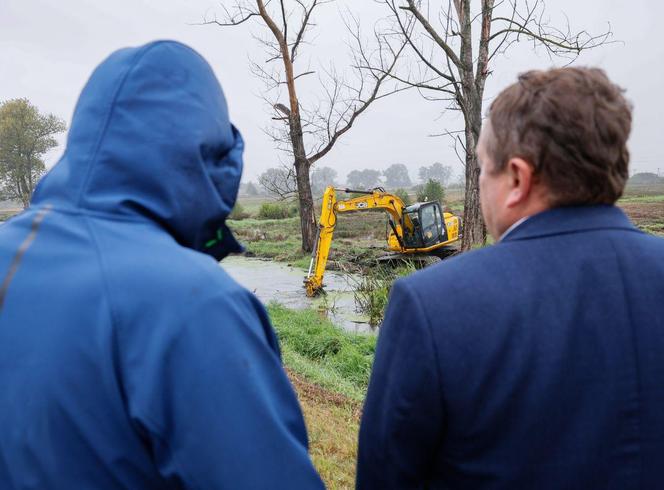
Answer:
304, 186, 407, 296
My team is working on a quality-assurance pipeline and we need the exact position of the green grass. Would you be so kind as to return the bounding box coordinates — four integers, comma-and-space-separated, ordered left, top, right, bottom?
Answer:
234, 195, 271, 215
267, 302, 372, 487
619, 194, 664, 203
0, 211, 18, 222
229, 216, 301, 233
228, 213, 390, 269
289, 372, 361, 489
639, 221, 664, 235
228, 217, 309, 265
268, 303, 376, 402
622, 183, 664, 198
291, 256, 313, 269
245, 240, 309, 268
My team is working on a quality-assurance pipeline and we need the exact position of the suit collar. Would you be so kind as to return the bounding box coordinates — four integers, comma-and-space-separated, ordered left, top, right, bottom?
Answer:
501, 204, 640, 242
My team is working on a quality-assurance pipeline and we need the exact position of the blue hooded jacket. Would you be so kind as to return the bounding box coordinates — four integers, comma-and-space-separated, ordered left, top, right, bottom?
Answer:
0, 41, 323, 489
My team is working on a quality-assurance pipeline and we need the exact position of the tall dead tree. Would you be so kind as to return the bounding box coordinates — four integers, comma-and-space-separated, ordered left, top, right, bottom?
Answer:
375, 0, 612, 250
201, 1, 410, 252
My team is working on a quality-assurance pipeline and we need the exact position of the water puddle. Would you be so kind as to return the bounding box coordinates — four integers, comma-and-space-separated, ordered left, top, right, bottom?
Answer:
221, 255, 374, 334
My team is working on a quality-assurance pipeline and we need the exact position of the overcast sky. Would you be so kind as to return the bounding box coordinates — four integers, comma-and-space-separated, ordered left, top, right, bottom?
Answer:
1, 0, 662, 183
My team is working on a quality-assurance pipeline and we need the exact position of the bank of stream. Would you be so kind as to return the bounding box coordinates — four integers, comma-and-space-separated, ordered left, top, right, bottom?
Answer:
221, 255, 374, 334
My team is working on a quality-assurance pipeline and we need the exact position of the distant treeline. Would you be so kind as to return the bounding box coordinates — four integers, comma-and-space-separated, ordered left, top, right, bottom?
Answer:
241, 163, 465, 199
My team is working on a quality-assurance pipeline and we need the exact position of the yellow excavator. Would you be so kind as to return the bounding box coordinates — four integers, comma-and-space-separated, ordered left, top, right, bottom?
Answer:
304, 186, 461, 296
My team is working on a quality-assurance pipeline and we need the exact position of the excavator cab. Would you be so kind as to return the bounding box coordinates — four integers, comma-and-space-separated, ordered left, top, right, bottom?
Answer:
401, 202, 449, 249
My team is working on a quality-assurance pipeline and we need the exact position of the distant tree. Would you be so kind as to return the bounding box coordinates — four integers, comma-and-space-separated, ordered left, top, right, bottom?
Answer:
418, 162, 452, 186
383, 163, 412, 188
258, 166, 297, 199
311, 166, 338, 196
416, 178, 445, 203
0, 98, 65, 208
245, 181, 260, 196
346, 169, 382, 189
629, 172, 663, 185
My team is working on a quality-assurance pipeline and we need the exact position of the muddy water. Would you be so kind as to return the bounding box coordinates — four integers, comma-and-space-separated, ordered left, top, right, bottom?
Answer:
221, 255, 374, 334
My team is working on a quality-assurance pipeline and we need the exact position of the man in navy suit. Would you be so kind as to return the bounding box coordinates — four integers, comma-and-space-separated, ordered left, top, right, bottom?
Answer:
357, 67, 664, 489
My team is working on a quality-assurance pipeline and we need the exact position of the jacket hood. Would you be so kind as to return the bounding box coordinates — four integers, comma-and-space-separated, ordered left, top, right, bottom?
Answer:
32, 40, 243, 260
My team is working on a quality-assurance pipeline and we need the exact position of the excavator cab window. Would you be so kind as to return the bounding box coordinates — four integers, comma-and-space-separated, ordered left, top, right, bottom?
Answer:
402, 210, 422, 248
402, 202, 449, 249
420, 203, 439, 246
428, 202, 449, 244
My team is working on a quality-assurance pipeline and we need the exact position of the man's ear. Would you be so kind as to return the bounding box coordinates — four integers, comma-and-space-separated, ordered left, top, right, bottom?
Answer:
505, 157, 535, 208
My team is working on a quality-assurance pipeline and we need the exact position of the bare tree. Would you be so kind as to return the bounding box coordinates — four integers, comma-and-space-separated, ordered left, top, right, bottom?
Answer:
258, 165, 297, 198
200, 1, 410, 252
374, 0, 612, 250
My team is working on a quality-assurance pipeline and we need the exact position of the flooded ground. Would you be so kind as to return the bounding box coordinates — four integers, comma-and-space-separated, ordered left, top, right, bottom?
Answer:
221, 255, 374, 334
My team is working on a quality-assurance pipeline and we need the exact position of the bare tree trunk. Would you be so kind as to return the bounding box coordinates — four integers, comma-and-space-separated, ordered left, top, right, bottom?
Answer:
18, 176, 30, 209
255, 0, 317, 252
461, 125, 484, 249
290, 117, 316, 251
458, 90, 487, 249
294, 157, 316, 252
457, 0, 487, 250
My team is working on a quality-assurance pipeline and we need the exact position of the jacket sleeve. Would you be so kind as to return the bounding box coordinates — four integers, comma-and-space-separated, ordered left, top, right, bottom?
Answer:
356, 279, 444, 489
123, 286, 324, 490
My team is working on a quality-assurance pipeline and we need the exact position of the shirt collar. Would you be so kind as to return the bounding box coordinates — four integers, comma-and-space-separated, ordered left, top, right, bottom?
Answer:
499, 216, 530, 242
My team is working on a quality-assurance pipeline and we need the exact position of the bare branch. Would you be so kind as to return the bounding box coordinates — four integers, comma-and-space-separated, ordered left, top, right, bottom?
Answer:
289, 0, 332, 61
192, 1, 259, 27
258, 164, 298, 199
399, 0, 465, 70
307, 11, 410, 164
475, 0, 495, 95
279, 0, 288, 44
489, 0, 613, 60
293, 70, 316, 81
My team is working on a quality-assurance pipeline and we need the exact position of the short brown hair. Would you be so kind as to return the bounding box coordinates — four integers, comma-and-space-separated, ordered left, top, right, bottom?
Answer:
486, 67, 632, 205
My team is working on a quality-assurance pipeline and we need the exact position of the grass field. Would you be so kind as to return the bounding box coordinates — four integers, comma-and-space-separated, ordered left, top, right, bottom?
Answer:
268, 303, 373, 488
619, 183, 664, 236
289, 370, 361, 490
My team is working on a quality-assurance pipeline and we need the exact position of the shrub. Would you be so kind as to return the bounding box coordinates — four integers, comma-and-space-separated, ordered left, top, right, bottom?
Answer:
228, 202, 250, 220
258, 202, 297, 219
352, 263, 416, 326
416, 178, 445, 203
394, 188, 411, 206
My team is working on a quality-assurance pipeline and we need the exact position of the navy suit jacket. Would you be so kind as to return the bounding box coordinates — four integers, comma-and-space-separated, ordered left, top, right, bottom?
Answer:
357, 205, 664, 489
